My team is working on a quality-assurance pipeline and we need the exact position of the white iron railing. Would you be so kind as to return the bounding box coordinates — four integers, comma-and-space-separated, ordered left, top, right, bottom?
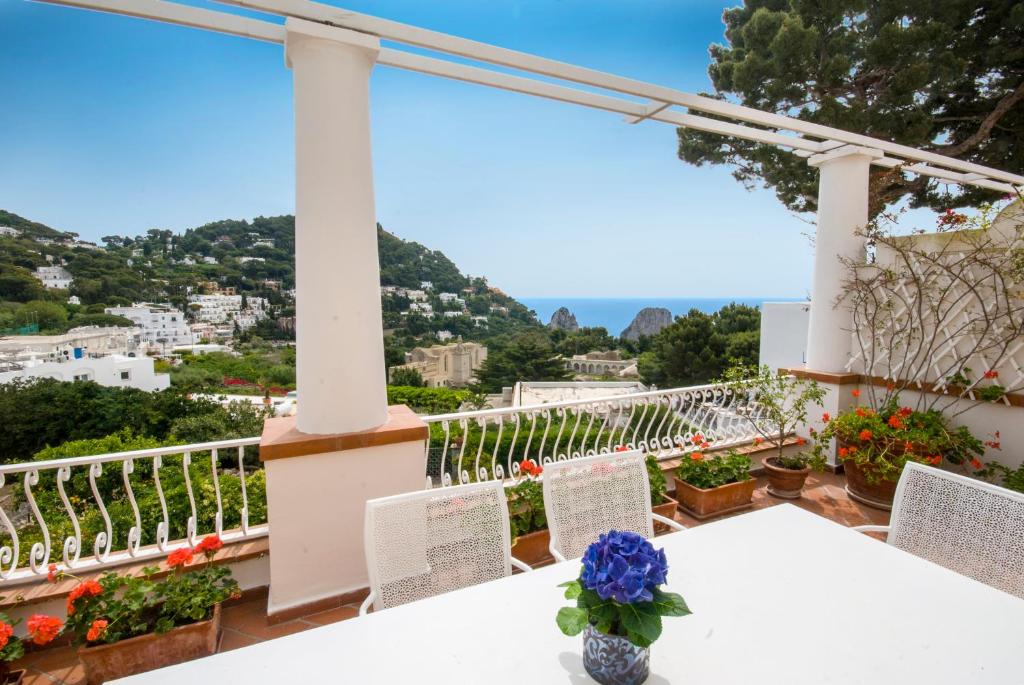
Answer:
423, 382, 766, 488
0, 437, 266, 584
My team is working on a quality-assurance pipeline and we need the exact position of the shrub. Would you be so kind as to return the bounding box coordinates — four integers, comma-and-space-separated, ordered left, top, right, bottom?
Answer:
675, 451, 751, 489
646, 455, 668, 506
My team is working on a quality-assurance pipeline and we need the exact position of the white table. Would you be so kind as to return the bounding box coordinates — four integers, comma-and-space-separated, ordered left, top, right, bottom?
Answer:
112, 505, 1024, 684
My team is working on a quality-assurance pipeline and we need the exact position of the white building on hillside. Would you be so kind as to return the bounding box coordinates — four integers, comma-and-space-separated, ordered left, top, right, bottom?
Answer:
33, 265, 73, 289
187, 294, 268, 330
0, 326, 143, 361
0, 354, 170, 391
105, 304, 195, 350
0, 226, 21, 237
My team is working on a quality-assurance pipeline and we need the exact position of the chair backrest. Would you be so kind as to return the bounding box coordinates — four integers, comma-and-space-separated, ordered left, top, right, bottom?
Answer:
364, 480, 514, 611
888, 462, 1024, 599
542, 450, 654, 560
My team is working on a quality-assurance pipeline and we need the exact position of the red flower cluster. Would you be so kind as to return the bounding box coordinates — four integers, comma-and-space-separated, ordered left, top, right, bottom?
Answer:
838, 446, 859, 458
689, 434, 711, 449
167, 548, 194, 569
519, 458, 543, 478
887, 415, 905, 430
86, 619, 108, 642
795, 437, 807, 446
195, 534, 224, 556
67, 579, 103, 615
937, 208, 968, 228
851, 389, 861, 398
47, 562, 59, 583
855, 407, 874, 418
898, 407, 913, 417
858, 429, 873, 442
690, 452, 704, 461
924, 455, 941, 466
984, 370, 999, 379
971, 458, 983, 470
613, 445, 629, 453
26, 614, 62, 646
0, 621, 13, 649
752, 437, 764, 446
821, 412, 831, 423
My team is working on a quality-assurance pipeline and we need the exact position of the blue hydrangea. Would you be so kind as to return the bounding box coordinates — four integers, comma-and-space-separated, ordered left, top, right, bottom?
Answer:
580, 530, 669, 604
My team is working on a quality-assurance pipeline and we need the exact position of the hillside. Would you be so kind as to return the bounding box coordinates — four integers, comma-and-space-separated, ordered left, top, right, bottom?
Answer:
0, 210, 542, 344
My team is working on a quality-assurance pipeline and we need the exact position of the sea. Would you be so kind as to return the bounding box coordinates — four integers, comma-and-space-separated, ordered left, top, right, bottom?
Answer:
519, 297, 804, 336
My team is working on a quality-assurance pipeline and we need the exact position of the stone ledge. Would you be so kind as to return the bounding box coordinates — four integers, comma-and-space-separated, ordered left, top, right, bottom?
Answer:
780, 367, 861, 385
259, 405, 428, 461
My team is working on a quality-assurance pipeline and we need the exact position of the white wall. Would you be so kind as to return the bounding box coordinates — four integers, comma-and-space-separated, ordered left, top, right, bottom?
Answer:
760, 302, 810, 371
0, 355, 170, 391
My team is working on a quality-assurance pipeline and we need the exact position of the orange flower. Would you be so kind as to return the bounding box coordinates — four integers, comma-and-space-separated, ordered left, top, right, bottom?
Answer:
848, 446, 858, 454
821, 412, 831, 423
690, 452, 704, 461
858, 429, 873, 441
613, 445, 629, 453
983, 370, 999, 379
86, 619, 108, 642
851, 389, 861, 398
167, 548, 194, 570
690, 434, 705, 446
855, 407, 869, 418
838, 447, 849, 458
0, 621, 12, 649
47, 562, 59, 583
195, 534, 224, 556
903, 441, 914, 452
928, 456, 941, 465
67, 579, 103, 615
887, 415, 904, 430
700, 441, 710, 449
753, 437, 764, 445
970, 458, 983, 470
795, 437, 807, 446
898, 407, 913, 417
26, 615, 62, 646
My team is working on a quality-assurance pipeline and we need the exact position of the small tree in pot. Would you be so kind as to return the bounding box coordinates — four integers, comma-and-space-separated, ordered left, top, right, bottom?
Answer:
722, 364, 826, 499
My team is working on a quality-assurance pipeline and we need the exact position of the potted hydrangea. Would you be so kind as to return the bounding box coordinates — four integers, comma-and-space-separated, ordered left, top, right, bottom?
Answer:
556, 531, 691, 685
0, 609, 63, 684
53, 534, 240, 685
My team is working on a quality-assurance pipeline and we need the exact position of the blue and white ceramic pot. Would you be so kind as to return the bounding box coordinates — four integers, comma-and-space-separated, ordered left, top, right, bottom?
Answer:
582, 623, 650, 685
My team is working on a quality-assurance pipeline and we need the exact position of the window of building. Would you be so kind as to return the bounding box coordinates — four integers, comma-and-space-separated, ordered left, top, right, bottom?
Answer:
73, 373, 90, 382
120, 370, 131, 380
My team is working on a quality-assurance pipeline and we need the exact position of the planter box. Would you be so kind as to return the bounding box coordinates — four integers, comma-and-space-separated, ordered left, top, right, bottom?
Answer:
78, 604, 221, 685
511, 528, 554, 567
651, 496, 680, 534
511, 499, 682, 565
674, 477, 756, 520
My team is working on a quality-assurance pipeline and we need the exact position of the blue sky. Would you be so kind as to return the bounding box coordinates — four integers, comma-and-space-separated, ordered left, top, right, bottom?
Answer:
0, 0, 931, 298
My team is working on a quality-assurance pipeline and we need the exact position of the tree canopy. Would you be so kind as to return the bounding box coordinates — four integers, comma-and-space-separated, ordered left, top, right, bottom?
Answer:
679, 1, 1024, 216
475, 332, 572, 392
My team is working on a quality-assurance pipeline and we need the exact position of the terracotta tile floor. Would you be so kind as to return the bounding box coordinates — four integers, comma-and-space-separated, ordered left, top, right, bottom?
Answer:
15, 470, 887, 684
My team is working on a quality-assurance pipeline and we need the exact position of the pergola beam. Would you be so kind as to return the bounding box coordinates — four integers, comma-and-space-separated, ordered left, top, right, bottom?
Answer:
216, 0, 1024, 188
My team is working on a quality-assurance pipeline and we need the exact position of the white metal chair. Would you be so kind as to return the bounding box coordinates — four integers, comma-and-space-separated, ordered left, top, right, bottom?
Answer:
360, 480, 531, 614
854, 462, 1024, 599
542, 450, 685, 562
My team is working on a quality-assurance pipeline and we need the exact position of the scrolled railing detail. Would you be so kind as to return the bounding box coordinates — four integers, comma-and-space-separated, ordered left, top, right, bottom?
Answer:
423, 381, 768, 488
0, 437, 266, 584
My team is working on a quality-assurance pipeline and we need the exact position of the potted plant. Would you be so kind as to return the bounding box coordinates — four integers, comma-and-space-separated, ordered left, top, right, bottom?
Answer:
645, 455, 678, 532
722, 364, 827, 499
556, 531, 691, 685
673, 451, 755, 519
0, 609, 64, 684
814, 392, 987, 509
55, 534, 240, 685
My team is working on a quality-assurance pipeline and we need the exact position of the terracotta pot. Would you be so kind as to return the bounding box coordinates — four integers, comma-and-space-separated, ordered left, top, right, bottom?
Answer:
843, 459, 898, 511
77, 604, 221, 685
673, 477, 756, 520
762, 457, 810, 499
510, 528, 553, 567
651, 497, 680, 534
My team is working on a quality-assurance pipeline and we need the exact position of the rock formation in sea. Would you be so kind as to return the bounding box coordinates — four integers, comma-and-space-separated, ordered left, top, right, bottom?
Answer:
547, 307, 579, 332
621, 307, 673, 341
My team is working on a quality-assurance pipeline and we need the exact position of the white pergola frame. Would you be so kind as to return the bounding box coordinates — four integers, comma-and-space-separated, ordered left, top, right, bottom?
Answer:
35, 0, 1024, 194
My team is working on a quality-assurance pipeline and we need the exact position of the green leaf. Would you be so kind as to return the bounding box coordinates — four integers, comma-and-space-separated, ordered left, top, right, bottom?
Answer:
651, 588, 692, 618
556, 607, 589, 636
560, 580, 582, 600
618, 603, 663, 644
624, 629, 653, 649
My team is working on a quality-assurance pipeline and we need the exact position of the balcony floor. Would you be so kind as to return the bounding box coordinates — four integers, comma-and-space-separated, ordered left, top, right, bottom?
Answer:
15, 470, 888, 684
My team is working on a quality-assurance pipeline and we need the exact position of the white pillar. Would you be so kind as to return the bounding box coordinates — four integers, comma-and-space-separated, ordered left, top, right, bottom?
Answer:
804, 146, 881, 373
287, 18, 388, 435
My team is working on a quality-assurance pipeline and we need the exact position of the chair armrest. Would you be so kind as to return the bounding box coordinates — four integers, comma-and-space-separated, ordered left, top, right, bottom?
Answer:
358, 590, 376, 616
510, 556, 532, 573
651, 512, 686, 532
549, 542, 567, 563
852, 524, 890, 534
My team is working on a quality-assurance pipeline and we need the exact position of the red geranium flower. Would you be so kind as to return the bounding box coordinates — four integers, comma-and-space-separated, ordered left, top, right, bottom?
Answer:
67, 579, 103, 615
47, 562, 59, 583
970, 458, 983, 470
858, 429, 873, 441
899, 407, 913, 417
26, 614, 62, 646
753, 437, 764, 446
795, 437, 807, 446
87, 619, 108, 642
855, 407, 869, 418
984, 370, 999, 379
613, 445, 629, 452
167, 548, 194, 569
690, 452, 704, 461
195, 534, 224, 556
0, 621, 13, 649
887, 415, 904, 430
851, 389, 861, 398
690, 434, 705, 446
821, 412, 831, 423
